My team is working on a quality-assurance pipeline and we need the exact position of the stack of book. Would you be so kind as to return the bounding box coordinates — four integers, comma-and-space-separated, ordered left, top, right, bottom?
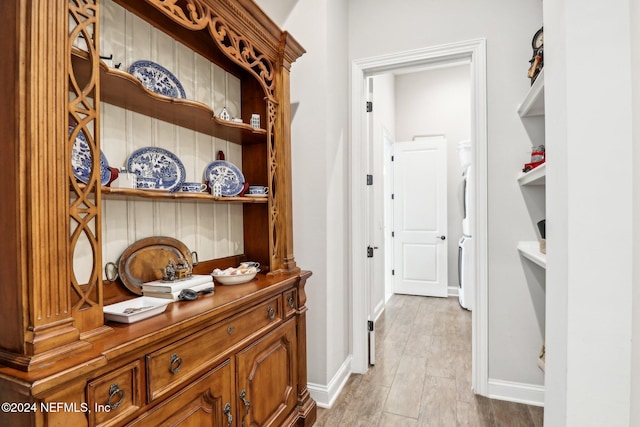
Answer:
142, 274, 214, 300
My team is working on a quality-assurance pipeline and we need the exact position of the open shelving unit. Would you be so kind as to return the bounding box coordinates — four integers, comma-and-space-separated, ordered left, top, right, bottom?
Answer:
517, 66, 546, 374
100, 186, 268, 203
71, 49, 268, 145
517, 162, 546, 186
517, 68, 545, 118
517, 241, 547, 268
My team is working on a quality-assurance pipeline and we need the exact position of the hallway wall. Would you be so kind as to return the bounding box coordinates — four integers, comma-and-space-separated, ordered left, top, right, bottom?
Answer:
258, 0, 544, 404
348, 0, 544, 398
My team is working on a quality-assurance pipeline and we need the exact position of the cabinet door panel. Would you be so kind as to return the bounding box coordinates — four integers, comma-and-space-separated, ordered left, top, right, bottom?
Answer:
236, 320, 297, 427
130, 359, 234, 427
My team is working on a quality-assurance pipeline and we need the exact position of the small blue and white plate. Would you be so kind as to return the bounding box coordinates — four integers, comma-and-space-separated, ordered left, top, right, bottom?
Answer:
127, 147, 186, 192
128, 60, 186, 99
70, 125, 111, 186
204, 160, 245, 196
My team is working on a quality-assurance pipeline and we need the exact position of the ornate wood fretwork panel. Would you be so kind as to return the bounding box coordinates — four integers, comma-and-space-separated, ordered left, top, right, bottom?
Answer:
267, 99, 281, 268
68, 0, 104, 332
144, 0, 276, 99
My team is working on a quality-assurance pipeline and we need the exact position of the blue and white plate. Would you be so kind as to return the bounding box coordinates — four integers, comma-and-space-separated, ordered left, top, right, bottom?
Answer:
128, 60, 186, 99
127, 147, 186, 192
70, 125, 111, 186
204, 160, 245, 196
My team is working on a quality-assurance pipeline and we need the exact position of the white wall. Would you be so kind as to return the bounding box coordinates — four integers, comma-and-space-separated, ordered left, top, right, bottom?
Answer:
349, 0, 544, 394
545, 0, 635, 425
255, 0, 351, 404
259, 0, 640, 420
631, 1, 640, 424
394, 65, 471, 290
261, 0, 544, 402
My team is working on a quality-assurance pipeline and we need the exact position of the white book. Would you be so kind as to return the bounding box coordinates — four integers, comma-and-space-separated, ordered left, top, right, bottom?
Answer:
141, 274, 213, 293
143, 281, 214, 300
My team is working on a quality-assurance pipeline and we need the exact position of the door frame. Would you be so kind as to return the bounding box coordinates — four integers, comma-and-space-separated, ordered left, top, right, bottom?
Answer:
349, 39, 489, 396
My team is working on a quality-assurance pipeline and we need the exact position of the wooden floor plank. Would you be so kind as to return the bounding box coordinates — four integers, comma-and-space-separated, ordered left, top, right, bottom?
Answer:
315, 295, 544, 426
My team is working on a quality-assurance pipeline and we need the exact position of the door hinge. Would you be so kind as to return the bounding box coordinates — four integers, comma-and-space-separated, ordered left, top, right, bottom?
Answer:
366, 174, 373, 185
391, 193, 394, 200
391, 155, 394, 161
392, 269, 395, 276
367, 246, 374, 258
368, 320, 374, 331
366, 101, 373, 112
392, 231, 395, 237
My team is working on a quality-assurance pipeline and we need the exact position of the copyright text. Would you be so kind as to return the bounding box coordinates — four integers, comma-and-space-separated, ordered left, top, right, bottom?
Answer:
1, 401, 111, 413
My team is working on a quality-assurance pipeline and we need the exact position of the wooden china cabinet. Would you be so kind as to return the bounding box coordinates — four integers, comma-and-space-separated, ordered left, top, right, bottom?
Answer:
0, 0, 316, 426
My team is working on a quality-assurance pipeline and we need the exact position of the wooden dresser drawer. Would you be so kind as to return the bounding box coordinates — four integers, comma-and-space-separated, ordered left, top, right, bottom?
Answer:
86, 360, 143, 427
146, 295, 282, 401
283, 288, 297, 318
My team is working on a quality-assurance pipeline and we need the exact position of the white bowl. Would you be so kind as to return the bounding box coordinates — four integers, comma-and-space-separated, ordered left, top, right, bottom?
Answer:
103, 296, 172, 323
211, 270, 259, 285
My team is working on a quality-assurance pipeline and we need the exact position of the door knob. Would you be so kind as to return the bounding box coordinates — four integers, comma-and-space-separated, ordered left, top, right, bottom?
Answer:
437, 236, 446, 240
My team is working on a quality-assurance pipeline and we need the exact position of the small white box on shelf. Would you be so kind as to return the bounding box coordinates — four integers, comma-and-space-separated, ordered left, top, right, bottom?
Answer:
111, 171, 137, 189
250, 114, 260, 129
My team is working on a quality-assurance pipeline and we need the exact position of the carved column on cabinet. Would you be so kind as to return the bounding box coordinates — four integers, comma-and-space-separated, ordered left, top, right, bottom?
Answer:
274, 32, 305, 274
294, 271, 316, 424
0, 0, 95, 372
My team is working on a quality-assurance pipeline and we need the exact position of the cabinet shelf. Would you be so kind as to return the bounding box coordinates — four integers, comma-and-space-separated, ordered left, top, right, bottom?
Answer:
517, 68, 545, 118
518, 241, 546, 269
517, 163, 546, 186
101, 186, 268, 203
71, 50, 267, 145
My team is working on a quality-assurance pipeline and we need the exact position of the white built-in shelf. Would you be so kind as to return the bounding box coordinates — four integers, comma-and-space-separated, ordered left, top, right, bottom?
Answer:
517, 163, 546, 186
537, 354, 546, 372
517, 241, 546, 269
517, 68, 545, 118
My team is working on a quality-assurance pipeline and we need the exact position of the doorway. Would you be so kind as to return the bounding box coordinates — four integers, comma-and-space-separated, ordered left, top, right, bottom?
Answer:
392, 136, 449, 298
349, 39, 489, 395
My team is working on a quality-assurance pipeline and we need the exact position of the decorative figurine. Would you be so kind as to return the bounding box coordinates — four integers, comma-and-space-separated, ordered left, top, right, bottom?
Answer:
528, 27, 543, 84
251, 114, 260, 129
212, 180, 222, 197
163, 261, 177, 281
162, 257, 192, 281
219, 107, 230, 121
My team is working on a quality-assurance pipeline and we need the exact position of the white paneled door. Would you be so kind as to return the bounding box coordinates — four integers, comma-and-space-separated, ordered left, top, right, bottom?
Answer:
393, 137, 448, 297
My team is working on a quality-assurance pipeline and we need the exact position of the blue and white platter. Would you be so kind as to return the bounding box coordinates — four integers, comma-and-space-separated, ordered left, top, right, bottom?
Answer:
126, 147, 186, 192
128, 60, 186, 99
70, 125, 111, 186
204, 160, 245, 197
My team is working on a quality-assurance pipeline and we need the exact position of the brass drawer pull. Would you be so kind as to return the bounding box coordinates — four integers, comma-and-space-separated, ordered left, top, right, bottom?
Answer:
267, 305, 275, 320
287, 296, 295, 308
224, 402, 233, 427
107, 383, 125, 409
227, 325, 234, 335
169, 353, 183, 374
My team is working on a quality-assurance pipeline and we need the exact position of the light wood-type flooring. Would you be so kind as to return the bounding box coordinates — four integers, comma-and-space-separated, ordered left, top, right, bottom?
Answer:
314, 294, 544, 426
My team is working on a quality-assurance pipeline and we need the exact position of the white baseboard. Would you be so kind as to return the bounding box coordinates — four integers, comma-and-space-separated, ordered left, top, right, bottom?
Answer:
307, 356, 352, 408
487, 378, 544, 407
373, 300, 385, 322
448, 286, 459, 297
